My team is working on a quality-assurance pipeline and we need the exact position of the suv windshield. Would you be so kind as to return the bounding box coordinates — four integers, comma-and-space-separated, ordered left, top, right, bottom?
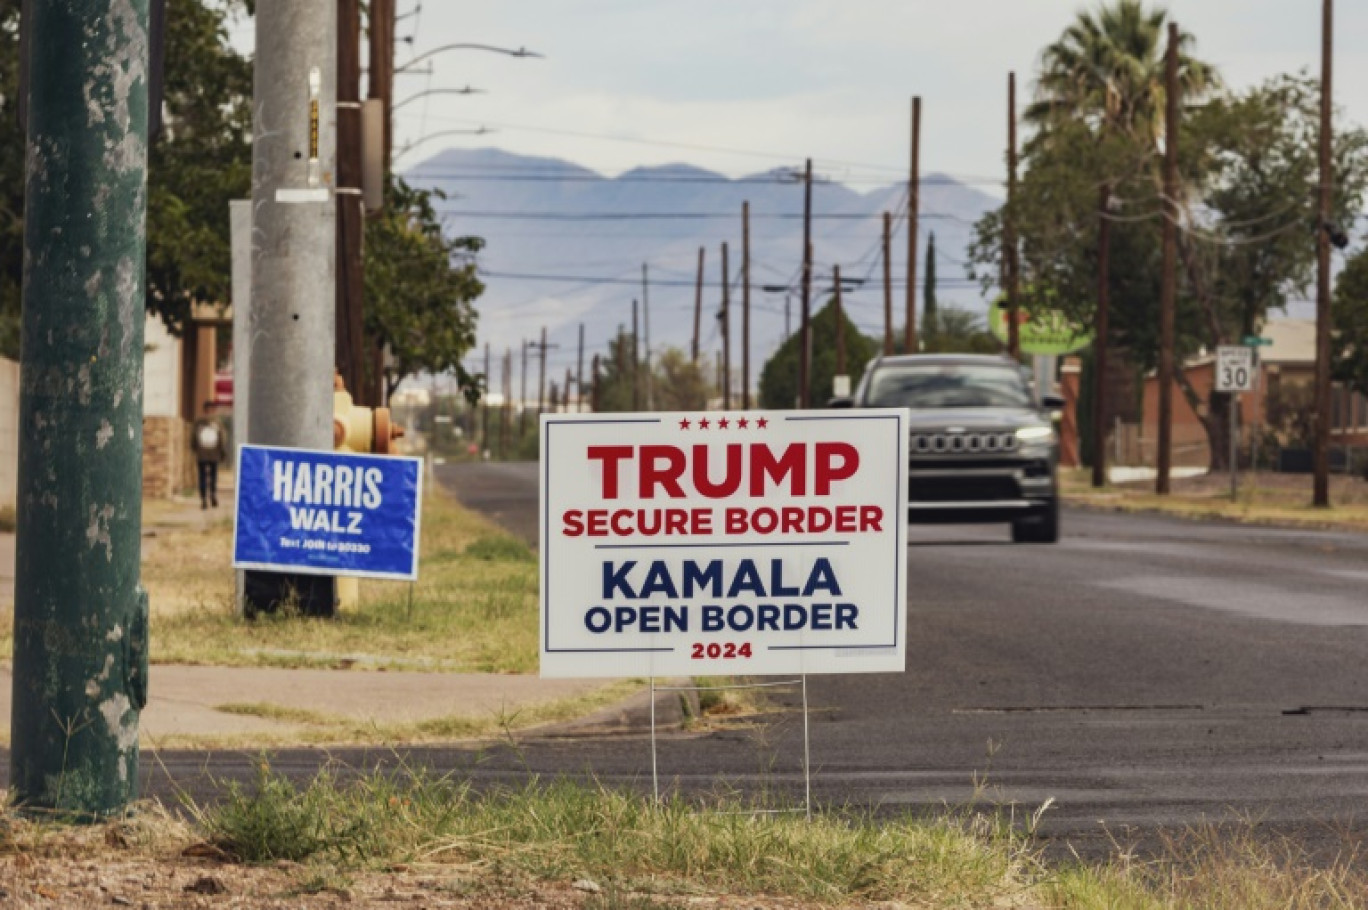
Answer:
866, 362, 1032, 409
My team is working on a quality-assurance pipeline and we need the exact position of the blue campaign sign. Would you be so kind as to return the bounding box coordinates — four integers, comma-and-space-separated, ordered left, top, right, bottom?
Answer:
233, 445, 423, 580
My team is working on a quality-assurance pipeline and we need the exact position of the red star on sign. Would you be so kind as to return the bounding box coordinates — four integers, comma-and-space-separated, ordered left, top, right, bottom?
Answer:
737, 417, 750, 429
718, 417, 730, 429
679, 418, 691, 430
698, 417, 711, 429
756, 417, 769, 429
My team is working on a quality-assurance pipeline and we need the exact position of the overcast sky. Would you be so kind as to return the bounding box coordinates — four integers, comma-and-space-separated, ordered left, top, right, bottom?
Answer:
344, 0, 1368, 186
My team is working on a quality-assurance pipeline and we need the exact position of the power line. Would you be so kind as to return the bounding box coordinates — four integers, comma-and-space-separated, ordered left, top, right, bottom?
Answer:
478, 268, 981, 289
435, 209, 973, 222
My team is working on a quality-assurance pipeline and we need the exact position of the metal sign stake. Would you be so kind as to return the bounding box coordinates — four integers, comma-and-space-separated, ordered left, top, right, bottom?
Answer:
1230, 393, 1239, 502
650, 676, 659, 803
649, 677, 813, 819
801, 674, 812, 821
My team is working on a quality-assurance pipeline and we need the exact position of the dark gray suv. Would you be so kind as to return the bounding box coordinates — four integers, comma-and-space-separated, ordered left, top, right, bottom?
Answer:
833, 354, 1061, 543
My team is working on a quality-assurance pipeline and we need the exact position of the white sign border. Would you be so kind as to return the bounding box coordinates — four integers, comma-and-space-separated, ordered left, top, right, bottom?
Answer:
231, 443, 425, 582
538, 410, 909, 673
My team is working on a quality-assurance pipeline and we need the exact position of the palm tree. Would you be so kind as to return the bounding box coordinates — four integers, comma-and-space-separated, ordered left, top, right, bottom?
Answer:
1026, 0, 1219, 148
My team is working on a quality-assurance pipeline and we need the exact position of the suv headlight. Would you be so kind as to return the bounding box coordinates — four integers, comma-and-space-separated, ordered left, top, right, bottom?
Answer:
1015, 426, 1055, 444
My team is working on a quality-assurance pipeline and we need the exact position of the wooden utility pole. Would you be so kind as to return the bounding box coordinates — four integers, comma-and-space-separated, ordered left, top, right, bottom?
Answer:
368, 0, 394, 172
501, 347, 511, 458
1314, 0, 1334, 507
564, 368, 572, 415
1005, 75, 1021, 359
692, 246, 705, 363
834, 265, 846, 377
631, 299, 640, 410
742, 202, 752, 409
721, 242, 731, 410
882, 211, 894, 355
487, 340, 497, 454
1156, 24, 1180, 495
591, 353, 601, 412
336, 0, 366, 402
576, 323, 585, 412
800, 158, 814, 407
906, 97, 921, 354
365, 0, 395, 406
642, 263, 653, 410
536, 325, 547, 417
1093, 184, 1111, 489
519, 339, 529, 438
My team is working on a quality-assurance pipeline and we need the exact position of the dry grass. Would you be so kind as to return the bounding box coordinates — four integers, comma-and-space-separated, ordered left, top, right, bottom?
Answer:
1063, 468, 1368, 532
0, 487, 541, 671
1, 776, 1366, 907
184, 765, 1368, 908
140, 488, 542, 671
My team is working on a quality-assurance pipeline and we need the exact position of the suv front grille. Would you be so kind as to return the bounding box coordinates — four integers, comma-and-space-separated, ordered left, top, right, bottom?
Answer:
908, 475, 1021, 502
911, 431, 1018, 455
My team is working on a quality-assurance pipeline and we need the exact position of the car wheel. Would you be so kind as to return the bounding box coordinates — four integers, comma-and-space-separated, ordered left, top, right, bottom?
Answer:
1011, 498, 1059, 544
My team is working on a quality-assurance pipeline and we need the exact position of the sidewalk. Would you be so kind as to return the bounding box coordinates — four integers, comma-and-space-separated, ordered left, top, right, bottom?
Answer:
0, 664, 620, 745
0, 473, 643, 747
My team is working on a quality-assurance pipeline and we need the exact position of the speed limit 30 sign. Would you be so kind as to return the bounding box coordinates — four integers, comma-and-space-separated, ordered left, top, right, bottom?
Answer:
1216, 346, 1257, 393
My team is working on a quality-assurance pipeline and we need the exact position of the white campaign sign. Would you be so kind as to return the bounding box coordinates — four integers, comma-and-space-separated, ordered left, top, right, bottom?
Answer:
1216, 346, 1256, 393
540, 410, 910, 678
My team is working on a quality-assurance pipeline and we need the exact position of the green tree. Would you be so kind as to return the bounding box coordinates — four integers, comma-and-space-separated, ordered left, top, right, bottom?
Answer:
1333, 246, 1368, 400
590, 327, 640, 413
1026, 0, 1218, 145
0, 0, 255, 347
364, 177, 484, 401
925, 306, 1000, 355
922, 232, 938, 343
650, 346, 710, 411
1170, 75, 1368, 467
759, 299, 875, 408
0, 0, 28, 355
146, 0, 254, 333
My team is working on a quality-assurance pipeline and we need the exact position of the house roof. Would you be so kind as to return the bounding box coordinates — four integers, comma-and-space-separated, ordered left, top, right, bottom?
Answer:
1258, 319, 1315, 365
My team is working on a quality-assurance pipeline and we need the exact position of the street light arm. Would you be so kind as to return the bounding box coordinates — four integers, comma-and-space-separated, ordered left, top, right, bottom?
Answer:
393, 87, 487, 111
394, 127, 495, 162
396, 43, 545, 73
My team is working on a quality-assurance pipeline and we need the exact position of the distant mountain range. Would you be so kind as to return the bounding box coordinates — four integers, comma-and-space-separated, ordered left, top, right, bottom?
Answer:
404, 148, 1001, 388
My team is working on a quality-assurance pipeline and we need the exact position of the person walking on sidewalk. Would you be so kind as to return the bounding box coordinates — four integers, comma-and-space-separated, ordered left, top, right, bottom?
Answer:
193, 403, 227, 509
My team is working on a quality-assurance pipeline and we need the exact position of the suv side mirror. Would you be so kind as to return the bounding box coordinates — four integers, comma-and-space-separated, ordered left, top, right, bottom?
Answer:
1040, 394, 1065, 410
827, 396, 854, 409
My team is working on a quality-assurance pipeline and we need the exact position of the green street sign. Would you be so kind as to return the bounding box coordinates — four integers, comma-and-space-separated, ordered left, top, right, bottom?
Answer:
989, 298, 1093, 355
1242, 335, 1273, 347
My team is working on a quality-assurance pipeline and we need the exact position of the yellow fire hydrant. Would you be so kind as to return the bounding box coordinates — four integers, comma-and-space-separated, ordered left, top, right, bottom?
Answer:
334, 375, 404, 608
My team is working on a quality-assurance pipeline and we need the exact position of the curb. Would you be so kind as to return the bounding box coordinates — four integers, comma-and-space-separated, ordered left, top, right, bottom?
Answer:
532, 680, 701, 738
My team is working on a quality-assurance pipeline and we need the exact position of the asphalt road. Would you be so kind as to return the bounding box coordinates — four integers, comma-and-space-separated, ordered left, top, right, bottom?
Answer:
425, 461, 1368, 854
79, 460, 1368, 858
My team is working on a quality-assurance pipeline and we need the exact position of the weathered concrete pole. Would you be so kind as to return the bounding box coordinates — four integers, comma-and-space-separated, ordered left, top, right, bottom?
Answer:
243, 0, 338, 615
11, 0, 152, 814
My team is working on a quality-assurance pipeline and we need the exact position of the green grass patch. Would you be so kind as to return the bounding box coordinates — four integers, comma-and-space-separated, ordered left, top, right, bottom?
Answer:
144, 489, 541, 672
1062, 468, 1368, 533
196, 762, 1045, 904
190, 763, 1368, 907
462, 534, 535, 563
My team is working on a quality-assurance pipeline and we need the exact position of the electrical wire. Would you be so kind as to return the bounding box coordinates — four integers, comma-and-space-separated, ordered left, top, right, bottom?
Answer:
433, 209, 970, 222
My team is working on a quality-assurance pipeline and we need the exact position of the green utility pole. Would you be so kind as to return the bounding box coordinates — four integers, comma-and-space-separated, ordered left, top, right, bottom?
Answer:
12, 0, 151, 814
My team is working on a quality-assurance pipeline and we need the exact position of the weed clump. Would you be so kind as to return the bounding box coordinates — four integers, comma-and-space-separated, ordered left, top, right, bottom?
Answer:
463, 534, 535, 563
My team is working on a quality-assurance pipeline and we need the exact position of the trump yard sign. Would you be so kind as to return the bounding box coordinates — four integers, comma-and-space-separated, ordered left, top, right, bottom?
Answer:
540, 410, 909, 677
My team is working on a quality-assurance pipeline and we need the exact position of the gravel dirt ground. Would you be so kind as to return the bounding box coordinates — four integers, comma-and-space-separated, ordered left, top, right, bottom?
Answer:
0, 848, 829, 909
